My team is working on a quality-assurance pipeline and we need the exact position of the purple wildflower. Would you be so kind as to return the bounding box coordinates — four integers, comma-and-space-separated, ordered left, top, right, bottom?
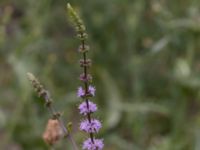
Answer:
79, 73, 92, 82
80, 119, 101, 133
68, 5, 104, 148
77, 87, 85, 97
83, 138, 104, 150
77, 86, 95, 97
79, 101, 97, 115
88, 85, 95, 96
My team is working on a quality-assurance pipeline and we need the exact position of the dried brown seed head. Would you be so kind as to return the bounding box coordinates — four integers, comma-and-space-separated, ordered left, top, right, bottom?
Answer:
42, 119, 64, 145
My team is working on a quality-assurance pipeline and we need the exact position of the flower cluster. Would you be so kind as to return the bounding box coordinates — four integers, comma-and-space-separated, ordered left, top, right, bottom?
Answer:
78, 101, 97, 115
83, 139, 104, 150
67, 3, 104, 150
77, 86, 96, 98
80, 119, 102, 133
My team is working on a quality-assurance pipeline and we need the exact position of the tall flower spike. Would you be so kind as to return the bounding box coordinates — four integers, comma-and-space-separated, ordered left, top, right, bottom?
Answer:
67, 3, 104, 150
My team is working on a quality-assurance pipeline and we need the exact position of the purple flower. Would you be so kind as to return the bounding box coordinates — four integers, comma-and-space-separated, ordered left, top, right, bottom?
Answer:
80, 119, 101, 133
77, 86, 95, 97
83, 138, 104, 150
88, 85, 95, 96
80, 73, 92, 82
79, 101, 97, 115
77, 87, 85, 97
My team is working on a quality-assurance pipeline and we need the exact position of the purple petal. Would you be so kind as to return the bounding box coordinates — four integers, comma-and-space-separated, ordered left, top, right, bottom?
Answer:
88, 85, 95, 96
77, 86, 85, 97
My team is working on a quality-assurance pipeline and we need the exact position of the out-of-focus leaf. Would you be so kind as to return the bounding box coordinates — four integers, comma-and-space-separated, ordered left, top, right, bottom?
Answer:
99, 69, 122, 129
118, 102, 169, 116
168, 19, 200, 32
8, 54, 33, 94
151, 36, 170, 54
173, 58, 191, 80
109, 135, 140, 150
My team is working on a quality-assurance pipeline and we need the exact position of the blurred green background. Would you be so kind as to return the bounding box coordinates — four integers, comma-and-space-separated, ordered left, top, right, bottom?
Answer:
0, 0, 200, 149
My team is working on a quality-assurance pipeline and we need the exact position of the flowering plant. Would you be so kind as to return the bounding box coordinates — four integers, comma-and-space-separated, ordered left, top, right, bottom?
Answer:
27, 3, 104, 150
67, 3, 104, 150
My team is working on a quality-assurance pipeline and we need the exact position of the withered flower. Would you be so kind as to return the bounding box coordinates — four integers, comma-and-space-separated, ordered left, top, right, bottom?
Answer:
42, 119, 64, 145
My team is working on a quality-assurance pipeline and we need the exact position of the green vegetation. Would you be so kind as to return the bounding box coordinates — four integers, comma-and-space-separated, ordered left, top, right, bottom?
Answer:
0, 0, 200, 149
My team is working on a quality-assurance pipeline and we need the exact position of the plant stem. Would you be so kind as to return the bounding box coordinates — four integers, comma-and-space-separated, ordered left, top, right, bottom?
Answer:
43, 92, 79, 150
81, 35, 94, 143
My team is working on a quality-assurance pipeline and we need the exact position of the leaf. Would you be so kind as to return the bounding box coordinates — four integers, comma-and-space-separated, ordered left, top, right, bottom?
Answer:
98, 68, 122, 129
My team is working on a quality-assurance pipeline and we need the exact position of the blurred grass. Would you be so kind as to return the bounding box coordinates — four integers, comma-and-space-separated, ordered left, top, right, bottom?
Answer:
0, 0, 200, 149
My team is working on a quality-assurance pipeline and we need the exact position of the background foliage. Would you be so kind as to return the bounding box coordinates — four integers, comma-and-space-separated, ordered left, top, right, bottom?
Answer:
0, 0, 200, 149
